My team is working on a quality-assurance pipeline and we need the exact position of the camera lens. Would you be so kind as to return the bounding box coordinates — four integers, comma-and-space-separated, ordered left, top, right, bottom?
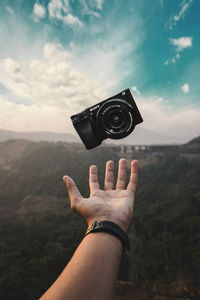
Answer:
105, 110, 125, 130
96, 99, 135, 139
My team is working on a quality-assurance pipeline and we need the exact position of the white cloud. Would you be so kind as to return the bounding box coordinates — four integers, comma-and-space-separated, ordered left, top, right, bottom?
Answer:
169, 37, 192, 52
164, 53, 180, 66
79, 0, 100, 18
5, 6, 14, 15
2, 58, 21, 73
0, 43, 109, 111
131, 86, 140, 96
176, 53, 180, 59
181, 83, 190, 94
0, 34, 141, 135
0, 43, 199, 143
63, 14, 83, 26
134, 95, 200, 141
33, 3, 46, 21
1, 92, 200, 143
48, 0, 82, 26
168, 0, 193, 30
0, 43, 111, 134
1, 7, 198, 143
0, 97, 74, 133
48, 0, 67, 19
0, 13, 140, 107
165, 37, 191, 66
96, 0, 104, 10
174, 0, 193, 21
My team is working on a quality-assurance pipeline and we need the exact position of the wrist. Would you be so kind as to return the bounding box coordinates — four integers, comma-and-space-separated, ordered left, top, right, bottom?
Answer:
85, 220, 130, 251
87, 216, 129, 233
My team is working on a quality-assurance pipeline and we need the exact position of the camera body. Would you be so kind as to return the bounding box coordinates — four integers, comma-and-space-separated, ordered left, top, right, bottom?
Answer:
71, 88, 143, 149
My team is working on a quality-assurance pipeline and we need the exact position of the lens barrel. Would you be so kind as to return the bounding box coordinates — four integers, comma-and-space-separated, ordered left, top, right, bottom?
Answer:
96, 99, 135, 139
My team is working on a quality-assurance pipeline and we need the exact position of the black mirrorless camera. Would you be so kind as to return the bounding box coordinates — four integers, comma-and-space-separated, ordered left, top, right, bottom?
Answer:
70, 88, 143, 149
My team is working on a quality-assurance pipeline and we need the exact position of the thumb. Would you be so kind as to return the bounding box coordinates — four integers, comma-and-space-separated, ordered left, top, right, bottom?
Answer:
63, 175, 82, 209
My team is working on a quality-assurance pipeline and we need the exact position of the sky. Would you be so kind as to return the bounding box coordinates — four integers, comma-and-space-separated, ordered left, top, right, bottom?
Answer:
0, 0, 199, 143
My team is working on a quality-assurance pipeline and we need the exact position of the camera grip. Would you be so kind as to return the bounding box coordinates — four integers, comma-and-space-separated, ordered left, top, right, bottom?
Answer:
73, 118, 102, 150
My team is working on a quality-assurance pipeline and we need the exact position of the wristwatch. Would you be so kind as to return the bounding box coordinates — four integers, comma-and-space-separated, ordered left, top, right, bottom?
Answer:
85, 220, 130, 251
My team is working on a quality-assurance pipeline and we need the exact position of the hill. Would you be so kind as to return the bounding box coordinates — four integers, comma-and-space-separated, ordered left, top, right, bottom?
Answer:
0, 129, 79, 143
180, 136, 200, 153
0, 139, 199, 299
0, 128, 194, 145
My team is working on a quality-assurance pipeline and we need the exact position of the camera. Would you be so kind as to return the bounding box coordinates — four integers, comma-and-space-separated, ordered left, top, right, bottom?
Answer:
70, 88, 143, 149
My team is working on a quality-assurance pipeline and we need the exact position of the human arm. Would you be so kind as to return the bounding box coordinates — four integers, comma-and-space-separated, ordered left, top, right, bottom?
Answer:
40, 158, 139, 300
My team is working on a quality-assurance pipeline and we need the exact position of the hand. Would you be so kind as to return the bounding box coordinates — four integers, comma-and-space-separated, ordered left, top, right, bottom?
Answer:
63, 158, 139, 232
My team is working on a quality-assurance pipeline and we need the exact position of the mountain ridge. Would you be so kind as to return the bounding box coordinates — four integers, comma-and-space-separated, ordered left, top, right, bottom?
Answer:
0, 128, 197, 145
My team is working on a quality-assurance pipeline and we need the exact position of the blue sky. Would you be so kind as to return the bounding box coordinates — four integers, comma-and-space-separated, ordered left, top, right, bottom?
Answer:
0, 0, 199, 142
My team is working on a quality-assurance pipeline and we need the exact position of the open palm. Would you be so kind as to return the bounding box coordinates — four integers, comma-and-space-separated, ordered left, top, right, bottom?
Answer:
63, 158, 139, 232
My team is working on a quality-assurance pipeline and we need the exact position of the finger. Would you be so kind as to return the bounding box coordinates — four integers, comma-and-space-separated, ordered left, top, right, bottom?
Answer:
63, 175, 82, 209
116, 158, 127, 190
89, 165, 100, 192
127, 160, 139, 193
104, 160, 114, 190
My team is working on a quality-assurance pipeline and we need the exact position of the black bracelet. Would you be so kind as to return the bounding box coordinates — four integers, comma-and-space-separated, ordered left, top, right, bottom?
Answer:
85, 220, 130, 251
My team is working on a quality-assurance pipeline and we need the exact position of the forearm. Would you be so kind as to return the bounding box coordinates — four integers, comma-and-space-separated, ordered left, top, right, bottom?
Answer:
40, 232, 123, 300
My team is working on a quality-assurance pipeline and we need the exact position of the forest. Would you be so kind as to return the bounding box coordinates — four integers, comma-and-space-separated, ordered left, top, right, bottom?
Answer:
0, 139, 199, 300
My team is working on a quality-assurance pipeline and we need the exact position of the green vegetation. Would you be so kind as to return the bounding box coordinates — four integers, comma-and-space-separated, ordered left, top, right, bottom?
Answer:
132, 155, 200, 296
0, 140, 199, 299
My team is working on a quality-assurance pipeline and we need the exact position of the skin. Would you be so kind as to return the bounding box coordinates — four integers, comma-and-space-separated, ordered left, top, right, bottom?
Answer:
40, 158, 139, 300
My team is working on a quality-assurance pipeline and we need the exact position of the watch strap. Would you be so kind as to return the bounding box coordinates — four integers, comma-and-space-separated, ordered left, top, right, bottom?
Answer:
85, 220, 130, 251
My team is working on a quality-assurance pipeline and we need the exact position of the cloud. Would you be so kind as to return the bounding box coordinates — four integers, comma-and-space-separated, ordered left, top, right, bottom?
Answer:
169, 37, 192, 52
181, 83, 190, 94
79, 0, 100, 18
135, 95, 200, 141
0, 43, 109, 110
173, 0, 193, 22
33, 2, 46, 21
1, 3, 198, 143
63, 14, 83, 26
0, 42, 111, 133
48, 0, 83, 26
2, 58, 21, 73
96, 0, 104, 10
0, 7, 142, 108
48, 0, 69, 18
0, 42, 199, 142
167, 0, 193, 30
0, 35, 137, 108
164, 53, 180, 66
131, 86, 140, 96
172, 53, 180, 62
5, 6, 14, 15
165, 37, 192, 66
1, 91, 200, 143
0, 96, 74, 133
